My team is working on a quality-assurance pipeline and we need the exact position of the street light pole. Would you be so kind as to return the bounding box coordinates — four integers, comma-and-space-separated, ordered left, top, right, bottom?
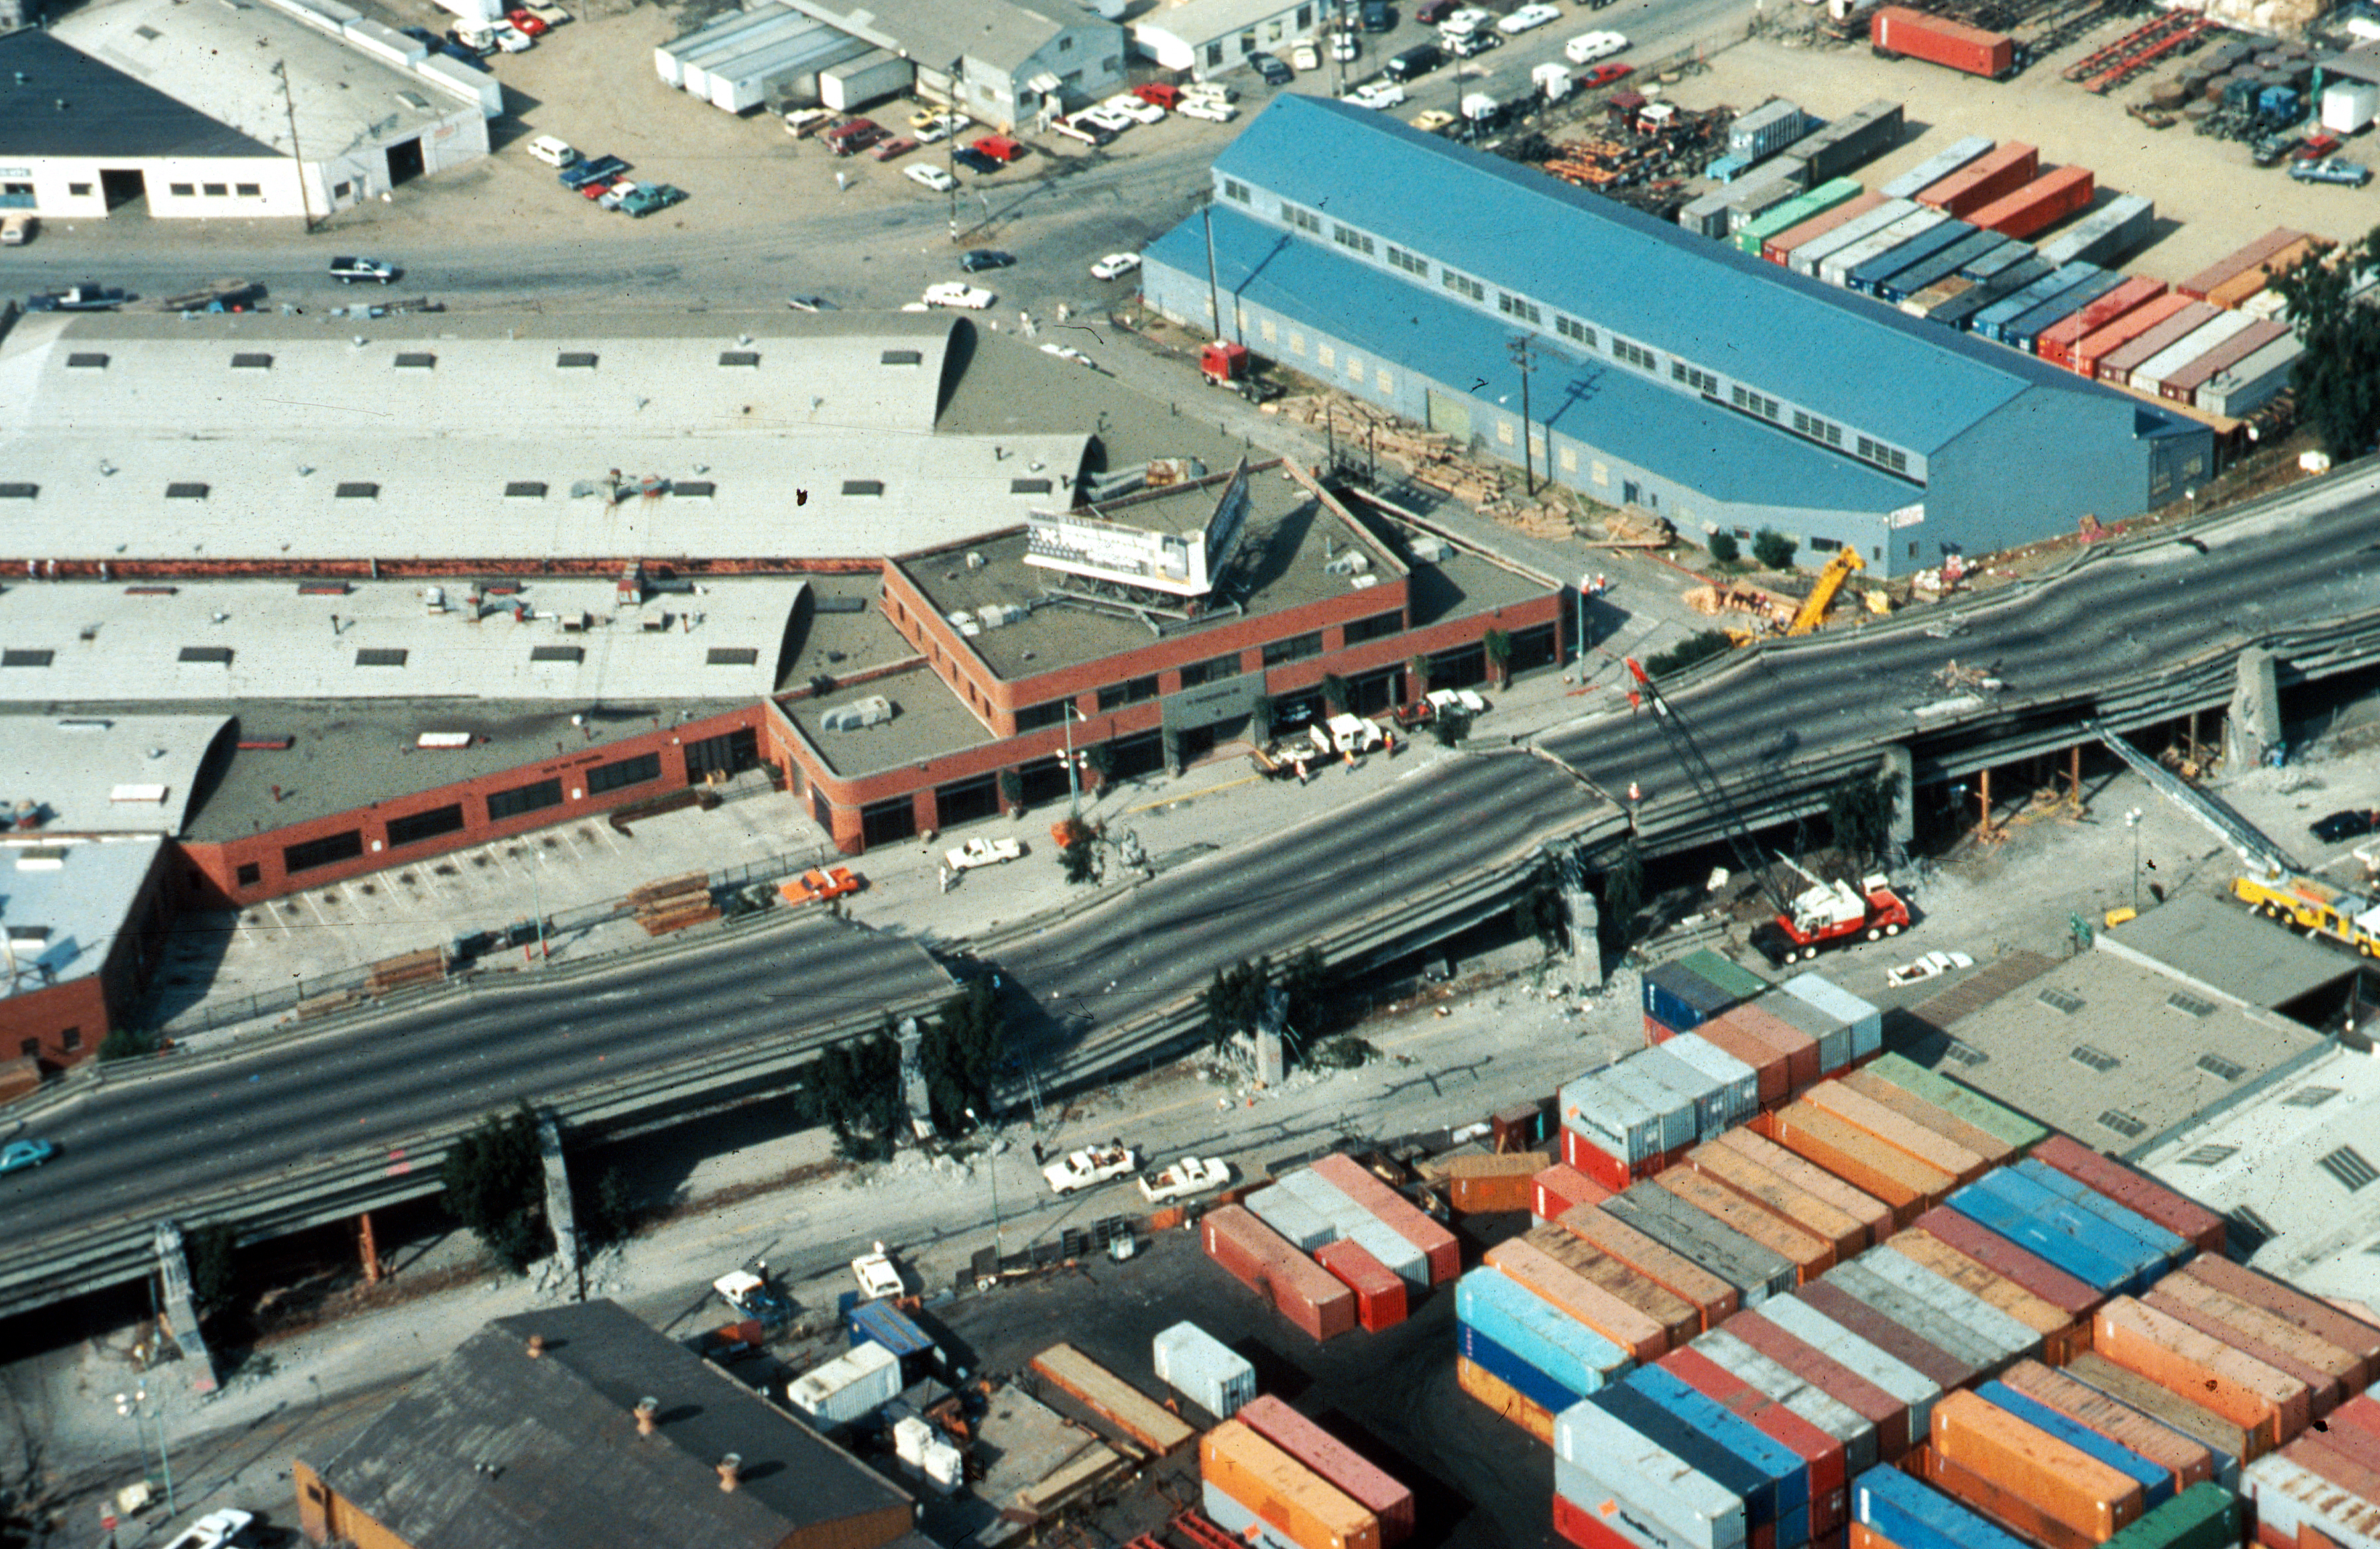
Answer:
115, 1388, 175, 1517
1509, 333, 1537, 496
2126, 807, 2143, 912
274, 60, 315, 232
967, 1107, 1005, 1259
1062, 701, 1083, 818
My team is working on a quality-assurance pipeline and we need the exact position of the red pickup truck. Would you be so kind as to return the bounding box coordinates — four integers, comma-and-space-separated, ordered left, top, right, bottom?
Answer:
824, 118, 887, 156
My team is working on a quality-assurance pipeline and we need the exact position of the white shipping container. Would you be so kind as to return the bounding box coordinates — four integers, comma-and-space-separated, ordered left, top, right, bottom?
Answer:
1563, 1069, 1663, 1162
2244, 1454, 2380, 1549
1629, 1046, 1729, 1141
1348, 1215, 1430, 1286
1279, 1168, 1371, 1235
1858, 1247, 2041, 1359
892, 1414, 934, 1464
920, 1439, 966, 1495
1244, 1184, 1337, 1252
786, 1339, 900, 1428
1153, 1321, 1258, 1419
1795, 200, 1924, 280
1558, 1458, 1722, 1549
1603, 1062, 1698, 1153
2133, 312, 2258, 397
1779, 973, 1883, 1060
1662, 1035, 1759, 1125
1698, 1329, 1879, 1471
2324, 80, 2380, 135
1555, 1400, 1749, 1549
1205, 1479, 1307, 1549
1753, 1294, 1940, 1434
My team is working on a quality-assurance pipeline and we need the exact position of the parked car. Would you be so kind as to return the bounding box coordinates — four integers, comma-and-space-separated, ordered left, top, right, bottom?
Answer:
872, 135, 918, 160
1332, 29, 1360, 60
851, 1243, 904, 1300
505, 8, 549, 34
29, 283, 129, 312
944, 832, 1022, 864
1133, 82, 1181, 109
910, 111, 971, 143
1343, 80, 1407, 109
959, 248, 1015, 273
951, 145, 1002, 174
784, 106, 835, 138
440, 41, 492, 70
1447, 28, 1500, 54
1043, 1143, 1138, 1196
328, 257, 400, 284
1417, 0, 1460, 19
971, 133, 1028, 162
1291, 37, 1321, 70
0, 1139, 55, 1175
1101, 92, 1164, 124
1410, 107, 1457, 131
786, 294, 835, 311
2291, 157, 2372, 186
1040, 342, 1095, 367
559, 153, 626, 188
1138, 1156, 1231, 1204
1051, 114, 1118, 146
1579, 60, 1634, 86
1565, 29, 1628, 62
620, 182, 687, 217
823, 118, 887, 156
1361, 0, 1394, 31
1385, 42, 1444, 80
1179, 97, 1238, 122
712, 1269, 794, 1326
525, 134, 578, 167
594, 178, 638, 210
400, 24, 439, 44
491, 21, 534, 52
1182, 80, 1238, 103
160, 1509, 255, 1549
1077, 104, 1137, 134
1091, 251, 1142, 280
2312, 809, 2380, 842
1500, 1, 1562, 31
778, 865, 863, 904
0, 214, 32, 247
904, 162, 956, 191
1248, 50, 1293, 84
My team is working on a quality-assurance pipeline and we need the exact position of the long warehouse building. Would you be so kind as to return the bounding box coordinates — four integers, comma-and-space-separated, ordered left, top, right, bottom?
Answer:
1139, 97, 2215, 576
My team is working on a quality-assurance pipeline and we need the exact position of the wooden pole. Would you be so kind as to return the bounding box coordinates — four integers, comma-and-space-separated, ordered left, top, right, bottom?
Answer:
1979, 767, 1993, 836
2069, 745, 2082, 811
359, 1211, 383, 1284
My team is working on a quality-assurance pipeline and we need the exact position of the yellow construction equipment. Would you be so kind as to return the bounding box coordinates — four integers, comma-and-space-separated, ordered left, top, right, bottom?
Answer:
1787, 548, 1866, 635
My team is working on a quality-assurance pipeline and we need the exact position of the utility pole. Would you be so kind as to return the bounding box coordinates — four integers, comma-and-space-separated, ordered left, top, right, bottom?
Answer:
946, 56, 962, 243
1062, 700, 1085, 818
275, 60, 314, 231
1200, 198, 1228, 342
1508, 333, 1539, 496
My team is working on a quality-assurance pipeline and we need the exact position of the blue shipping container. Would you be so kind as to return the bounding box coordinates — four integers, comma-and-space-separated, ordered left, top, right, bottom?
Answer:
1976, 1381, 2174, 1509
1462, 1323, 1588, 1414
1966, 1168, 2165, 1292
1627, 1364, 1811, 1518
1458, 1267, 1633, 1397
1600, 1383, 1777, 1530
1973, 264, 2102, 343
1849, 222, 1974, 296
2004, 270, 2127, 353
2009, 1159, 2191, 1270
1645, 960, 1738, 1035
1854, 1466, 2033, 1549
1941, 1176, 2141, 1294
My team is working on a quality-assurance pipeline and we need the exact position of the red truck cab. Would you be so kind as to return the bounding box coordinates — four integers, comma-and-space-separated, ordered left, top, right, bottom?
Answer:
824, 118, 886, 156
972, 133, 1027, 163
1134, 82, 1181, 109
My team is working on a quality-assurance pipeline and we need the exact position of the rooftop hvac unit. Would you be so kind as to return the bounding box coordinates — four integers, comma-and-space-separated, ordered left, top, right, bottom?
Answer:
1323, 550, 1373, 576
820, 696, 895, 732
977, 603, 1025, 628
965, 552, 986, 570
1408, 534, 1453, 562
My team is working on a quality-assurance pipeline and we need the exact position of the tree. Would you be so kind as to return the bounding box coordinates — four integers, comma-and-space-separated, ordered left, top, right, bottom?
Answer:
441, 1102, 552, 1273
1600, 844, 1645, 949
577, 1167, 639, 1251
920, 978, 1004, 1135
1276, 947, 1331, 1041
1484, 628, 1513, 689
1085, 741, 1116, 786
186, 1222, 239, 1320
997, 768, 1024, 813
1643, 630, 1735, 679
815, 1029, 906, 1162
1707, 530, 1741, 566
2270, 223, 2380, 461
1753, 529, 1798, 570
1430, 710, 1471, 747
1205, 956, 1272, 1046
1321, 674, 1350, 715
1825, 768, 1901, 865
98, 1027, 160, 1063
1054, 816, 1099, 885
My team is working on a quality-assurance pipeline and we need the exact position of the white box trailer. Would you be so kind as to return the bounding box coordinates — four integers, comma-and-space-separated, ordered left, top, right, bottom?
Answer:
1153, 1321, 1258, 1418
821, 48, 913, 111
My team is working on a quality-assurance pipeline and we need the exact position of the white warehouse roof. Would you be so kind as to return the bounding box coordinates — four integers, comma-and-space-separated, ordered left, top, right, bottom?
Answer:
0, 713, 229, 833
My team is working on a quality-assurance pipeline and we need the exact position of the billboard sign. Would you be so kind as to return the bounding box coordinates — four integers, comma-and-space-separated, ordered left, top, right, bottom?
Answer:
1025, 460, 1251, 598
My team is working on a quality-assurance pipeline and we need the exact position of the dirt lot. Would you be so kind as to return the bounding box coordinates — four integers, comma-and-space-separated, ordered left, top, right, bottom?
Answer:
1651, 24, 2374, 280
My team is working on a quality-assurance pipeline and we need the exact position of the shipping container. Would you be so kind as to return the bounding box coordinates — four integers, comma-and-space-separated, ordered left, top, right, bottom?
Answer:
2033, 277, 2169, 371
1237, 1396, 1415, 1546
1666, 1343, 1850, 1532
1462, 1322, 1586, 1414
1539, 1162, 1614, 1223
1679, 949, 1771, 1003
1316, 1237, 1409, 1332
2036, 194, 2155, 270
1567, 1068, 1667, 1170
1781, 977, 1883, 1063
1492, 1097, 1557, 1152
1801, 1276, 1981, 1391
1854, 1464, 2033, 1549
1681, 190, 1741, 241
2330, 1395, 2380, 1461
1994, 1165, 2185, 1282
1446, 1150, 1547, 1215
1974, 1382, 2172, 1511
2277, 1433, 2380, 1515
1968, 166, 2096, 240
2239, 1455, 2380, 1549
1633, 1045, 1734, 1143
1594, 1387, 1785, 1542
2064, 1351, 2249, 1481
1285, 1169, 1432, 1287
1791, 198, 1924, 279
1972, 264, 2104, 344
2037, 1139, 2226, 1255
2004, 271, 2127, 355
1488, 1235, 1668, 1361
2092, 1296, 2308, 1457
1876, 227, 1999, 304
1804, 1084, 1987, 1184
1624, 1365, 1810, 1522
2197, 334, 2302, 417
1691, 1141, 1870, 1261
1655, 1166, 1835, 1282
1248, 1182, 1342, 1253
1614, 1181, 1799, 1302
2178, 227, 2307, 300
1667, 1035, 1762, 1127
1767, 191, 1890, 266
1035, 1343, 1199, 1454
1940, 1177, 2142, 1295
1457, 1352, 1555, 1444
1726, 1310, 1915, 1460
1727, 1002, 1827, 1093
1759, 1295, 1942, 1439
1739, 178, 1867, 258
1309, 1153, 1460, 1284
1933, 1389, 2142, 1542
1606, 1062, 1702, 1154
1997, 1359, 2216, 1494
1460, 1267, 1635, 1398
1553, 1475, 1708, 1549
1203, 1205, 1360, 1342
1838, 1074, 2012, 1169
1885, 1231, 2082, 1364
849, 1298, 939, 1384
2100, 1483, 2235, 1549
2131, 312, 2261, 399
1732, 98, 1816, 162
1203, 1477, 1308, 1549
1911, 1206, 2098, 1318
1698, 1015, 1795, 1109
1559, 1396, 1752, 1549
1155, 1320, 1259, 1420
1928, 258, 2054, 332
1648, 959, 1748, 1038
1202, 1419, 1382, 1549
1704, 1326, 1882, 1475
2141, 1278, 2346, 1414
1913, 1444, 2098, 1549
1960, 241, 2039, 282
787, 1339, 902, 1428
1758, 991, 1856, 1076
1794, 100, 1907, 184
1725, 165, 1815, 235
1858, 1248, 2041, 1362
1719, 1130, 1895, 1249
1529, 1224, 1702, 1349
2179, 1257, 2380, 1388
2207, 235, 2325, 310
1761, 1103, 1954, 1225
2294, 1409, 2380, 1485
1870, 7, 2017, 77
2070, 292, 2197, 379
1561, 1204, 1743, 1329
1917, 143, 2039, 216
1862, 1058, 2043, 1154
1881, 136, 1995, 199
1823, 208, 1952, 290
1848, 221, 1976, 297
2159, 318, 2288, 404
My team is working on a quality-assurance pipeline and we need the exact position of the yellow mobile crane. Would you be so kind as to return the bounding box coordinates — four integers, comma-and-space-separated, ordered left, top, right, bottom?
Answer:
1787, 548, 1865, 635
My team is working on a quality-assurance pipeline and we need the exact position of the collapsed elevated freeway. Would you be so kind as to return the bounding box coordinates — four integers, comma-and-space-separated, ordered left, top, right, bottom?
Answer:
3, 458, 2377, 1322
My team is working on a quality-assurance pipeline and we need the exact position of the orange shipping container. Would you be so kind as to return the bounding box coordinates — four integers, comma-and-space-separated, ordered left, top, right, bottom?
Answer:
1447, 1151, 1545, 1213
1802, 1082, 1988, 1184
2179, 1257, 2380, 1389
2142, 1281, 2346, 1416
1996, 1359, 2216, 1493
1839, 1071, 2016, 1168
1913, 1444, 2098, 1549
1523, 1225, 1700, 1349
1315, 1238, 1408, 1333
1202, 1420, 1383, 1549
1485, 1235, 1667, 1362
1237, 1396, 1415, 1547
2206, 236, 2326, 310
1887, 1229, 2086, 1365
2092, 1297, 2310, 1457
1757, 1103, 1954, 1226
1653, 1166, 1836, 1280
1689, 1141, 1868, 1260
1696, 1012, 1795, 1107
1556, 1204, 1741, 1329
1457, 1355, 1555, 1445
2062, 1351, 2253, 1464
1931, 1390, 2143, 1542
1849, 1522, 1907, 1549
1716, 1129, 1895, 1248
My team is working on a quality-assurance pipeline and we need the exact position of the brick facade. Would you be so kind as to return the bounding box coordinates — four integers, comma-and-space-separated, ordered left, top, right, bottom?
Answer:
0, 841, 171, 1072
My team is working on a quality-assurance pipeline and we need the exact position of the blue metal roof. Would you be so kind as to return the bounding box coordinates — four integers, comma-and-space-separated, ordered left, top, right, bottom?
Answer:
1147, 208, 1917, 515
1209, 97, 2164, 455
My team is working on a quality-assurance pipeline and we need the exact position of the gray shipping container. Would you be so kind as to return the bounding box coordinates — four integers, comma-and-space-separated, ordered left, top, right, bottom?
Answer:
1724, 166, 1813, 233
1663, 1034, 1759, 1126
1698, 1328, 1881, 1473
1556, 1401, 1750, 1549
1848, 220, 1974, 296
1754, 1294, 1942, 1435
1611, 1183, 1797, 1302
1557, 1458, 1726, 1549
1881, 135, 1994, 199
1243, 1183, 1336, 1252
1822, 1260, 2001, 1375
1793, 99, 1906, 185
1276, 1169, 1429, 1283
2003, 269, 2127, 353
2133, 312, 2260, 397
1153, 1320, 1258, 1418
1789, 197, 1920, 277
1821, 208, 1948, 288
787, 1339, 902, 1428
1780, 973, 1883, 1062
1960, 239, 2039, 280
1565, 1068, 1663, 1164
2035, 193, 2155, 269
1860, 1247, 2043, 1360
1754, 989, 1853, 1075
1630, 1044, 1730, 1141
1604, 1062, 1700, 1154
2198, 334, 2302, 417
1730, 98, 1813, 162
1679, 190, 1736, 240
1877, 227, 1997, 303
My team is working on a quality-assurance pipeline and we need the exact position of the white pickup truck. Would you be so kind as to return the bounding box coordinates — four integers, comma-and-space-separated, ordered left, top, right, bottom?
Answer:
1137, 1156, 1231, 1204
945, 836, 1025, 871
1043, 1143, 1138, 1196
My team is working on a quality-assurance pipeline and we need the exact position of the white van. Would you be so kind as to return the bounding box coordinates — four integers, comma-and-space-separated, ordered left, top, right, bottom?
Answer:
526, 135, 578, 167
0, 214, 32, 246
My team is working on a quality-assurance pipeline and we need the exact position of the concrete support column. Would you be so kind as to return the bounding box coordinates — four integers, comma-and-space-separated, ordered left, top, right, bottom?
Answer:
1881, 744, 1916, 850
152, 1221, 219, 1394
534, 1111, 581, 1301
1562, 876, 1604, 987
2229, 647, 2283, 769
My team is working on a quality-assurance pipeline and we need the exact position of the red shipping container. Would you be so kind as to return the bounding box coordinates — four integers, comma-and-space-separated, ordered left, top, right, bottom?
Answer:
2293, 1416, 2380, 1485
2326, 1395, 2380, 1456
1237, 1395, 1416, 1547
2283, 1434, 2380, 1509
2179, 1258, 2380, 1389
1916, 142, 2038, 216
1645, 1015, 1679, 1046
1871, 5, 2015, 76
1912, 1445, 2097, 1549
2029, 1135, 2228, 1258
1316, 1237, 1408, 1333
1911, 1207, 2100, 1320
1730, 1306, 1914, 1460
2143, 1281, 2348, 1415
2092, 1297, 2308, 1457
1727, 1003, 1823, 1095
1965, 166, 2094, 241
1663, 1343, 1850, 1535
1564, 1125, 1636, 1194
1309, 1153, 1460, 1285
1697, 1013, 1794, 1109
1718, 1129, 1895, 1249
1555, 1204, 1740, 1329
1202, 1204, 1358, 1343
2072, 293, 2197, 379
2037, 277, 2169, 371
1537, 1163, 1613, 1222
1801, 1280, 1976, 1391
1996, 1359, 2216, 1493
1765, 191, 1889, 266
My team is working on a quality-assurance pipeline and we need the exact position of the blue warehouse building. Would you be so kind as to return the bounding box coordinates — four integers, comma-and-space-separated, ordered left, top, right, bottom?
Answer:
1139, 97, 2213, 576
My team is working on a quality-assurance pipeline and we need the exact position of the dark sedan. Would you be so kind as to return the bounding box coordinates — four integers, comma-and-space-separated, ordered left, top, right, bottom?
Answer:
951, 146, 1002, 174
959, 249, 1014, 273
2311, 809, 2380, 843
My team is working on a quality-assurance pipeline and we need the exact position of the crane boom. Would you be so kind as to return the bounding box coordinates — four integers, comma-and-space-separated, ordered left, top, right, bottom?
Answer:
1626, 659, 1795, 914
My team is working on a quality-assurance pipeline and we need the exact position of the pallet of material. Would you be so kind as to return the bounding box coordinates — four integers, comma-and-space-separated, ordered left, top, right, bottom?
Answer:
625, 871, 711, 908
365, 946, 446, 994
636, 898, 721, 936
1031, 1343, 1197, 1456
1016, 1438, 1130, 1517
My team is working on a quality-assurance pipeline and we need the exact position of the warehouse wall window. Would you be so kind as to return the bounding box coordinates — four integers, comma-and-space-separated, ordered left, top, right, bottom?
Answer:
1497, 292, 1541, 325
1262, 631, 1323, 666
385, 803, 467, 848
1386, 245, 1428, 277
1854, 436, 1911, 475
1331, 223, 1376, 258
1015, 700, 1071, 731
1441, 268, 1486, 304
1730, 384, 1782, 422
1097, 675, 1160, 711
1555, 315, 1597, 349
1222, 177, 1250, 204
1792, 410, 1845, 448
1343, 609, 1403, 645
1281, 202, 1322, 235
1612, 338, 1659, 373
487, 776, 565, 822
1671, 361, 1718, 395
586, 751, 662, 794
283, 830, 364, 875
1179, 652, 1242, 687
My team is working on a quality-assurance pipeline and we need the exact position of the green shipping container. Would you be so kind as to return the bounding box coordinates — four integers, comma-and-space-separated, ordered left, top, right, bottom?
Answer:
2095, 1482, 2238, 1549
1736, 178, 1866, 255
1866, 1053, 2047, 1153
1675, 948, 1772, 1003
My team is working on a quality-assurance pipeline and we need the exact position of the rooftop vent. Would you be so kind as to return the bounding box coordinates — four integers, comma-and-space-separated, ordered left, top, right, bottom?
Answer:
526, 1333, 545, 1359
718, 350, 760, 367
231, 352, 272, 369
505, 481, 548, 499
2177, 1144, 2237, 1166
2169, 992, 2219, 1018
396, 90, 431, 110
177, 645, 233, 665
2, 650, 54, 668
1010, 478, 1052, 495
634, 1398, 659, 1436
394, 352, 436, 369
880, 349, 923, 365
2095, 1109, 2145, 1139
674, 481, 715, 498
2229, 1206, 2275, 1251
530, 645, 584, 663
819, 696, 894, 733
355, 648, 407, 667
1942, 1038, 1988, 1068
2323, 1145, 2379, 1192
2285, 1085, 2342, 1108
717, 1454, 742, 1493
707, 648, 758, 666
336, 482, 379, 499
0, 484, 34, 499
558, 351, 598, 369
2037, 987, 2086, 1015
2196, 1052, 2245, 1082
66, 352, 108, 369
842, 479, 884, 497
13, 848, 66, 871
2069, 1044, 2119, 1073
166, 482, 209, 500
